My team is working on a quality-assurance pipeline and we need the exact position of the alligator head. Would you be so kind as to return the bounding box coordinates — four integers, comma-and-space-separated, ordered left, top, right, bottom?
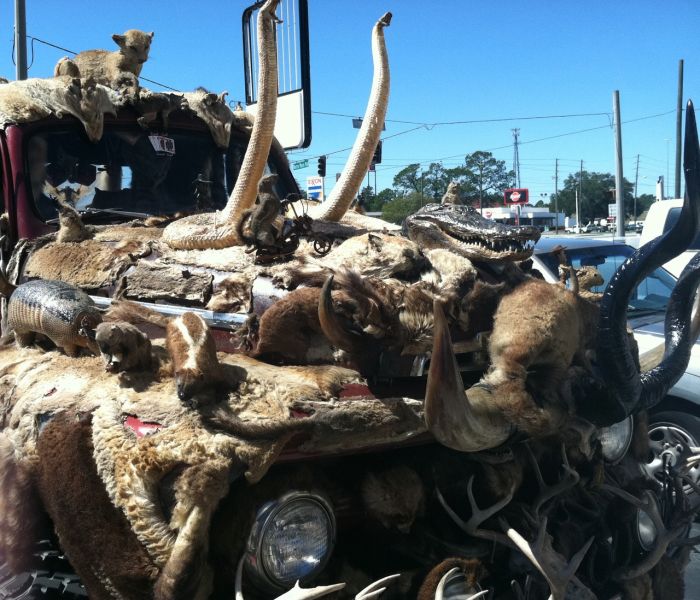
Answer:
403, 203, 541, 262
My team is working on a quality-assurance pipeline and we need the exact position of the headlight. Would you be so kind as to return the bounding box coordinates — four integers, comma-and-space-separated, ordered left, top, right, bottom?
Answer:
599, 416, 633, 463
245, 491, 336, 592
636, 506, 658, 551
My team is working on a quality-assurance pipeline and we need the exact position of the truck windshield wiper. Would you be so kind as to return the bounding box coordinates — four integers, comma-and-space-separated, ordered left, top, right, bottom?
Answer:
79, 207, 153, 219
46, 207, 153, 226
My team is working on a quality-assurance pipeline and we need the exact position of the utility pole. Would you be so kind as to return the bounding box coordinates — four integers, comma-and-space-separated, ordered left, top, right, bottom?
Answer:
675, 59, 684, 199
634, 154, 640, 224
14, 0, 28, 80
554, 158, 559, 234
578, 160, 583, 231
613, 90, 625, 237
512, 129, 521, 188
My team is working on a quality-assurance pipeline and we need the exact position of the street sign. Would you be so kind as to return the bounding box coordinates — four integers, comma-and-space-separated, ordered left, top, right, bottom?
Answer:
307, 176, 324, 201
608, 203, 618, 217
292, 159, 309, 170
503, 188, 529, 205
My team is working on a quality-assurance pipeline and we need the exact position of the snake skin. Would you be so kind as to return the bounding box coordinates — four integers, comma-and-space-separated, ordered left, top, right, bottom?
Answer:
162, 0, 280, 250
8, 279, 101, 355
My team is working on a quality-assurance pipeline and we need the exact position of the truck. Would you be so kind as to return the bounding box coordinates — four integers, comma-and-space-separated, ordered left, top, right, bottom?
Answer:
640, 199, 700, 278
0, 2, 699, 599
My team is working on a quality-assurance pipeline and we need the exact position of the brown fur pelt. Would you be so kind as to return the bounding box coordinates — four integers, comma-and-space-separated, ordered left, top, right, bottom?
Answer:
251, 286, 336, 365
651, 552, 688, 600
35, 412, 157, 600
360, 465, 425, 533
477, 278, 597, 438
417, 558, 487, 600
0, 432, 49, 572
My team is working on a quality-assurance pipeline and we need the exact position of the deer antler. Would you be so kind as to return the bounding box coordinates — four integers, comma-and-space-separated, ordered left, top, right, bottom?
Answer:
433, 569, 489, 600
235, 556, 346, 600
503, 516, 594, 600
525, 443, 580, 519
600, 484, 688, 580
355, 574, 401, 600
436, 475, 515, 547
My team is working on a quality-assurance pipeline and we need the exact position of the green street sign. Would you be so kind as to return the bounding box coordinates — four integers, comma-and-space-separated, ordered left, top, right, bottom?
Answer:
292, 159, 309, 170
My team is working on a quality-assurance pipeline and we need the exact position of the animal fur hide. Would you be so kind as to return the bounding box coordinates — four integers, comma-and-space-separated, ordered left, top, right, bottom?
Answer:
0, 343, 424, 597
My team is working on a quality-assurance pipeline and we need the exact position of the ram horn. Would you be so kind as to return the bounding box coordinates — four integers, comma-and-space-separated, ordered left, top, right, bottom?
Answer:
318, 275, 364, 353
424, 300, 514, 452
588, 100, 700, 424
310, 13, 392, 222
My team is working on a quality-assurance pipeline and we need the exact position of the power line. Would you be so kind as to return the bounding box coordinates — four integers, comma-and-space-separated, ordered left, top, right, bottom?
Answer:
26, 35, 192, 93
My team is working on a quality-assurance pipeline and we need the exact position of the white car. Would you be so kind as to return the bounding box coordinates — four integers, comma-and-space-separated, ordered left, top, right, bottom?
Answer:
640, 199, 700, 278
532, 236, 700, 487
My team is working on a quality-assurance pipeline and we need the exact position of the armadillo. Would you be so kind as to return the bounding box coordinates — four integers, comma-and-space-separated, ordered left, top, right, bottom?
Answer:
0, 271, 101, 356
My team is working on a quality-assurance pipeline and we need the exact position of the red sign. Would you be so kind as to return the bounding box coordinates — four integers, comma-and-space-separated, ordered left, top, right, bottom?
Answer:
504, 188, 529, 205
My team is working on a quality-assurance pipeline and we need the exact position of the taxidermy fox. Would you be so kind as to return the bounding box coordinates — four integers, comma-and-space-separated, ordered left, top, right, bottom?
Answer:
54, 29, 154, 94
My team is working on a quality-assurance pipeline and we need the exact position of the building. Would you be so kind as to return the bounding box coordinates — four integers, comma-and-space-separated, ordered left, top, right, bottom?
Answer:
478, 205, 565, 230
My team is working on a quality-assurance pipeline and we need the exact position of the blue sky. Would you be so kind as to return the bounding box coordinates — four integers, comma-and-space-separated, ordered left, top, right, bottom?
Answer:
1, 0, 699, 205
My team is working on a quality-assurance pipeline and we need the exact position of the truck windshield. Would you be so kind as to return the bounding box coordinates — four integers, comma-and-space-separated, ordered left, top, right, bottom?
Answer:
26, 128, 285, 222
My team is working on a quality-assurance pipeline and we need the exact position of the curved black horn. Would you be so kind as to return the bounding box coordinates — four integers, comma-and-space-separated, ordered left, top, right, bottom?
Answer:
593, 100, 700, 422
638, 253, 700, 411
318, 275, 364, 353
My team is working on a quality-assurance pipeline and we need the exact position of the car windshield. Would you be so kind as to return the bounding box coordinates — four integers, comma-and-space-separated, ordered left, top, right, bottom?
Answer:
536, 244, 676, 315
26, 128, 289, 222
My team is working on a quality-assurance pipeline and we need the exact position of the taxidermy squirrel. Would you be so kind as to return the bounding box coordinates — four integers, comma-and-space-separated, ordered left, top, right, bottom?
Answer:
54, 29, 154, 95
236, 174, 282, 249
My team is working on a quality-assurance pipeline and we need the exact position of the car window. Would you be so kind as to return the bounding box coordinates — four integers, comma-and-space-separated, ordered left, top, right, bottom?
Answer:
537, 244, 675, 314
663, 207, 700, 249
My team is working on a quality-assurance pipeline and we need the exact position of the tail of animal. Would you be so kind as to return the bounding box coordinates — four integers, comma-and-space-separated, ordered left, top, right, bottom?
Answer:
104, 300, 171, 329
0, 269, 16, 298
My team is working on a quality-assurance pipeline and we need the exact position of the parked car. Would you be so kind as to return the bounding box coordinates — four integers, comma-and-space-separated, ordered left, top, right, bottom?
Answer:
640, 199, 700, 277
532, 236, 700, 491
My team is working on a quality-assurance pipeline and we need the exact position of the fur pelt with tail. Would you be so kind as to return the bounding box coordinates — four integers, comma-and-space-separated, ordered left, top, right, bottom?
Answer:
0, 432, 48, 572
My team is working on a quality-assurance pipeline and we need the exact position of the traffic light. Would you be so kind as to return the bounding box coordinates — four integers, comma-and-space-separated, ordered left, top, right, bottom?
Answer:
372, 141, 382, 165
317, 155, 327, 177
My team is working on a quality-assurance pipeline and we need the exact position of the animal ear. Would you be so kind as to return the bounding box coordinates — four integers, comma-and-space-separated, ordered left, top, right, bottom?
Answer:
218, 91, 228, 103
112, 34, 126, 48
368, 233, 383, 251
149, 31, 155, 40
68, 77, 82, 97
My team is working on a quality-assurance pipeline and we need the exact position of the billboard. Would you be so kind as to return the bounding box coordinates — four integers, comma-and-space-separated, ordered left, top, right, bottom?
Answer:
503, 188, 529, 205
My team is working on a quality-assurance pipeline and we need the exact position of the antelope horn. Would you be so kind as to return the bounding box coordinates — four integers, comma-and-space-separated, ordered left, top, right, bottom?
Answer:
222, 0, 280, 227
590, 99, 700, 424
425, 300, 514, 451
318, 275, 365, 352
310, 13, 392, 222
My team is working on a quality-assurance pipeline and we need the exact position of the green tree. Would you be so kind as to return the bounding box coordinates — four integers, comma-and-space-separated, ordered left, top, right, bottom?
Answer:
357, 185, 375, 210
367, 187, 396, 211
551, 171, 634, 222
633, 194, 655, 219
381, 192, 423, 224
463, 151, 515, 210
392, 164, 422, 195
